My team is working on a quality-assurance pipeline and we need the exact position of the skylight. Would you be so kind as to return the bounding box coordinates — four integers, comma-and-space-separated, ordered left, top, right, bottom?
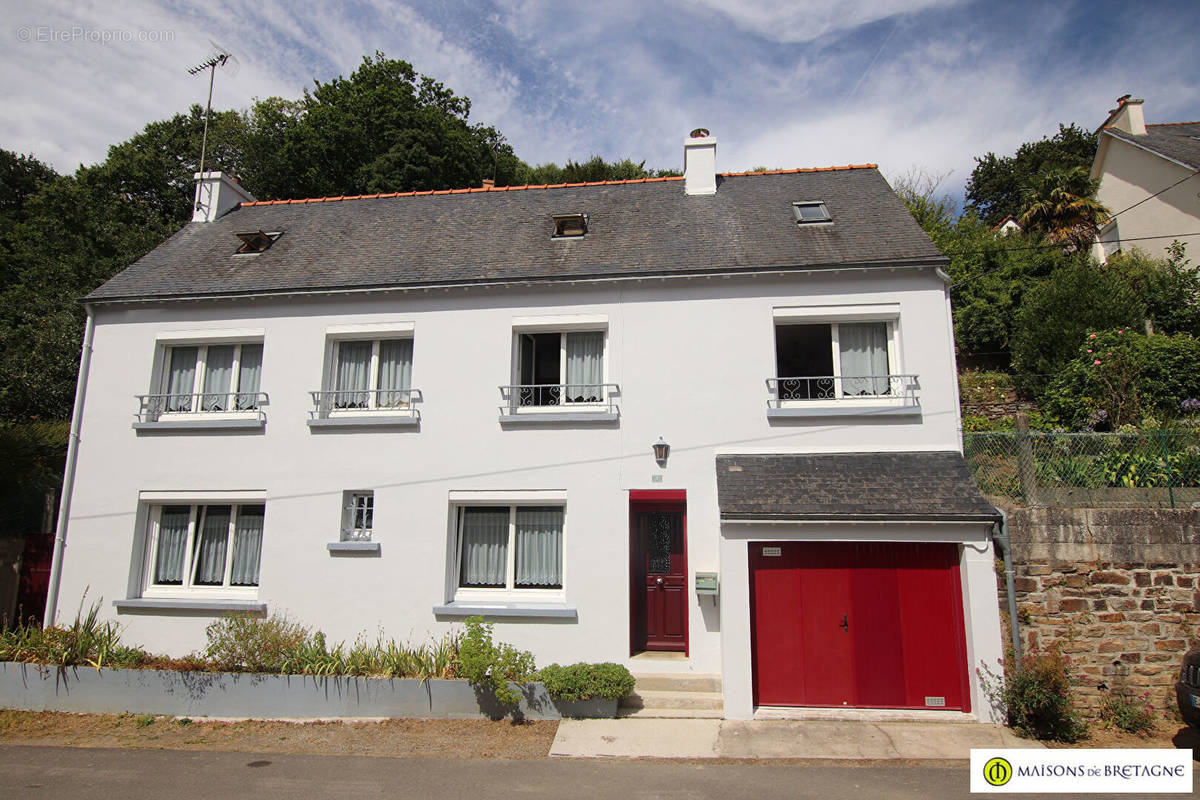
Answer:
552, 214, 588, 238
792, 202, 831, 224
235, 230, 282, 254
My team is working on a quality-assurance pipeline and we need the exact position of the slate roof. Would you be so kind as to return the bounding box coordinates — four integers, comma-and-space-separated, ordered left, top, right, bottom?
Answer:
1104, 122, 1200, 170
85, 166, 945, 303
715, 452, 999, 523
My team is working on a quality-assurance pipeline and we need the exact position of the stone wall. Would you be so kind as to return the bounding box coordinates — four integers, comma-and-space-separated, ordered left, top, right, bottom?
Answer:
1000, 506, 1200, 710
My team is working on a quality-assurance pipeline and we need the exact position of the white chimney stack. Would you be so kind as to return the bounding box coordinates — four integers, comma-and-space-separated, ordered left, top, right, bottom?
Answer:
684, 129, 717, 196
192, 171, 256, 222
1102, 96, 1146, 136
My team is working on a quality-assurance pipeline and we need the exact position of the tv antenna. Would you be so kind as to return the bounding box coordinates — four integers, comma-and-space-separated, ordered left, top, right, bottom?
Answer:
186, 44, 236, 215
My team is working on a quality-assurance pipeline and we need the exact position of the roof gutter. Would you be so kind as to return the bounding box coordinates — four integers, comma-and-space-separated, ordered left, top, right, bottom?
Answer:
992, 506, 1023, 659
44, 304, 95, 627
83, 257, 951, 307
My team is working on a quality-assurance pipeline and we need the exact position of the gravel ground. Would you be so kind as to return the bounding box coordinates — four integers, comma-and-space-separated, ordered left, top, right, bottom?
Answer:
0, 710, 557, 759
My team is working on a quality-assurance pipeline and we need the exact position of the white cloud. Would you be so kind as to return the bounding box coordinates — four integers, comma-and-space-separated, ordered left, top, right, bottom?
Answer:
676, 0, 965, 44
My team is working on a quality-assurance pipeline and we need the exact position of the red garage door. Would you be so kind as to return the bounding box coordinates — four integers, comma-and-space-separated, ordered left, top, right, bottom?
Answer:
750, 541, 970, 711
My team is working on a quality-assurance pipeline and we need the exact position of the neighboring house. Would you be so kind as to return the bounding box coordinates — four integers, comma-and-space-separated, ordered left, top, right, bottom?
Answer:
1091, 96, 1200, 262
991, 215, 1021, 236
47, 132, 1004, 720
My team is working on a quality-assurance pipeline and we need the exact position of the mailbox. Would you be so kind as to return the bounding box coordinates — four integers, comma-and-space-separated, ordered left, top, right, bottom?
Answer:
695, 572, 719, 596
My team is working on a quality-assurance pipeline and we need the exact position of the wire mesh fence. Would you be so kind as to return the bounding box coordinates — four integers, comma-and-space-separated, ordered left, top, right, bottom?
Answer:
963, 430, 1200, 508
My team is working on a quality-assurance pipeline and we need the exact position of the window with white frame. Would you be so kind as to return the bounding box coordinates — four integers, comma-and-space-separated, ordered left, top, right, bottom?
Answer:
341, 491, 374, 541
455, 505, 564, 595
145, 503, 264, 593
514, 331, 605, 406
330, 338, 413, 409
774, 321, 895, 399
161, 342, 263, 412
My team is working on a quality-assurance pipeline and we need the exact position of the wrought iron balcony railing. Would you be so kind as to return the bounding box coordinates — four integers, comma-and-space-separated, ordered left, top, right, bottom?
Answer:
499, 383, 619, 415
136, 392, 268, 423
309, 388, 422, 419
766, 375, 919, 406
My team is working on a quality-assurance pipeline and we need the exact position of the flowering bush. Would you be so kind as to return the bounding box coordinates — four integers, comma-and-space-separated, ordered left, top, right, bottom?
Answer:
979, 648, 1088, 742
1098, 686, 1157, 735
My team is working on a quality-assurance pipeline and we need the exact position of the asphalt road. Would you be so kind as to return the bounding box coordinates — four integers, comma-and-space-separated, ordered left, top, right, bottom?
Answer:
3, 745, 1198, 800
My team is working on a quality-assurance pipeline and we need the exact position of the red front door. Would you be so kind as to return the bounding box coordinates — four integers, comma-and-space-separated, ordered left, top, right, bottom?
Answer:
631, 506, 687, 653
750, 541, 969, 710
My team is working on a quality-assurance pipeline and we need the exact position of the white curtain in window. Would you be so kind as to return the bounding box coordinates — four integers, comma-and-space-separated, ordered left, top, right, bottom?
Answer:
838, 322, 889, 396
236, 344, 263, 410
154, 506, 190, 584
376, 339, 413, 407
335, 341, 372, 408
230, 505, 264, 586
193, 506, 230, 585
202, 345, 235, 410
565, 332, 603, 402
459, 508, 508, 587
165, 347, 198, 412
515, 507, 563, 587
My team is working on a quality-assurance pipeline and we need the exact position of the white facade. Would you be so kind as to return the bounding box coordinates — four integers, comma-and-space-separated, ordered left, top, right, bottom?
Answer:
55, 247, 1002, 720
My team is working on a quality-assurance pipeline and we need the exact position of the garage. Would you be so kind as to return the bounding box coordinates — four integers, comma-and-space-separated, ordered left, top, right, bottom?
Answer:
749, 540, 970, 710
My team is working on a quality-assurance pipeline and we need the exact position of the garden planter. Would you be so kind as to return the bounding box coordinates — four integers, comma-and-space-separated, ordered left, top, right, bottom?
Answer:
0, 662, 618, 720
550, 696, 619, 719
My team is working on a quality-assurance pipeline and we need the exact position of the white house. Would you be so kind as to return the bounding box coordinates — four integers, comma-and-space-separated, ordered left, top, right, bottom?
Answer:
1091, 96, 1200, 262
47, 132, 1004, 720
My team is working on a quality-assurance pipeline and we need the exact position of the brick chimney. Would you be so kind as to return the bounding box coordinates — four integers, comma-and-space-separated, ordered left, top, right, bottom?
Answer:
684, 128, 717, 196
481, 178, 496, 190
1101, 96, 1146, 136
192, 171, 256, 222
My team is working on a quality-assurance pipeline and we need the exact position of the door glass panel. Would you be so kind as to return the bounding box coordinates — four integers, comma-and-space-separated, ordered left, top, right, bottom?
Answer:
647, 512, 672, 574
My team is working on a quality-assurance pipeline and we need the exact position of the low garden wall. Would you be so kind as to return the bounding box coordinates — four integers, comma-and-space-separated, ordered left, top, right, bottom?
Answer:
0, 663, 613, 720
1000, 505, 1200, 710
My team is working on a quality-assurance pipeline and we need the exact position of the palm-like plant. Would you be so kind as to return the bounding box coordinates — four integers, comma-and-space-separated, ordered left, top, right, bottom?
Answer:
1018, 166, 1109, 252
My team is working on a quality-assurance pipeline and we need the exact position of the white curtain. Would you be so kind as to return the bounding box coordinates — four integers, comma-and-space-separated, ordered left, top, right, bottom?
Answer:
192, 505, 230, 585
230, 505, 264, 586
838, 322, 889, 396
236, 344, 263, 410
376, 339, 413, 407
515, 507, 563, 587
565, 332, 603, 402
459, 507, 509, 587
201, 345, 235, 410
153, 506, 190, 584
165, 347, 197, 412
335, 341, 372, 408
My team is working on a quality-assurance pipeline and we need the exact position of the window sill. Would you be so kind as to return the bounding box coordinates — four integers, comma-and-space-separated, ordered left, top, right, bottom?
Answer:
307, 415, 419, 429
113, 598, 267, 614
431, 602, 578, 620
499, 410, 619, 425
327, 541, 381, 554
767, 401, 920, 419
133, 417, 266, 432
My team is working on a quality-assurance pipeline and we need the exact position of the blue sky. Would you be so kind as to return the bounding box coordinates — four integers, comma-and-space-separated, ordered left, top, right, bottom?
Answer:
3, 0, 1199, 203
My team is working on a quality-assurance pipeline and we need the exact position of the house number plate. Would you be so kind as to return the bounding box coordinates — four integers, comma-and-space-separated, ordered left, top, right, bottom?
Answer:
761, 546, 782, 557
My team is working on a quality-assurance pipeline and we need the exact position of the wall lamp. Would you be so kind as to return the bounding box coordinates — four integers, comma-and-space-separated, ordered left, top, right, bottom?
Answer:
652, 436, 670, 467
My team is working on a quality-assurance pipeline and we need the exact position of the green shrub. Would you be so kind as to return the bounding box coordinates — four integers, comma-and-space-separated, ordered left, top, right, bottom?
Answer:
455, 616, 535, 706
980, 648, 1088, 742
537, 662, 635, 702
204, 613, 310, 673
0, 600, 151, 669
1098, 687, 1157, 735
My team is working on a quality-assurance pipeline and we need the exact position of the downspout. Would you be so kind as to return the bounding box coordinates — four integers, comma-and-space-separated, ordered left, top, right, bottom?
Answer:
992, 507, 1022, 659
43, 304, 96, 627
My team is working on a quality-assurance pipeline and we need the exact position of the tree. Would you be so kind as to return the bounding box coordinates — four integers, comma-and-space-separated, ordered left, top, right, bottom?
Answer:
515, 156, 679, 186
965, 124, 1097, 226
1018, 166, 1108, 252
1112, 242, 1200, 337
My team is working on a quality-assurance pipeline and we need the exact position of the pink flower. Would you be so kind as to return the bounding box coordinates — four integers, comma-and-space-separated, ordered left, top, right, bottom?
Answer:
1117, 329, 1123, 334
1094, 359, 1102, 365
1087, 349, 1093, 353
1108, 352, 1113, 356
1089, 333, 1097, 339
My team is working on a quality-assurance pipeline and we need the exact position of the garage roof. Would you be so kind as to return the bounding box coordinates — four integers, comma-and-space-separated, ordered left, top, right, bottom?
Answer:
716, 451, 999, 523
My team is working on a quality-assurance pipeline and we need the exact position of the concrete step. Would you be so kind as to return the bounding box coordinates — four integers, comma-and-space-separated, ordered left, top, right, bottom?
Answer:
616, 706, 725, 719
620, 689, 724, 711
631, 673, 722, 693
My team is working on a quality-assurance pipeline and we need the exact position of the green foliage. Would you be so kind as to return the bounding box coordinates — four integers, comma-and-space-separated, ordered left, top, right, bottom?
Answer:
456, 616, 535, 706
1017, 166, 1108, 252
1114, 243, 1200, 337
980, 648, 1088, 742
0, 420, 68, 536
537, 662, 635, 703
514, 155, 679, 186
203, 614, 311, 673
966, 123, 1097, 226
1011, 262, 1145, 398
1041, 329, 1200, 429
134, 714, 155, 728
1098, 686, 1157, 735
0, 601, 151, 669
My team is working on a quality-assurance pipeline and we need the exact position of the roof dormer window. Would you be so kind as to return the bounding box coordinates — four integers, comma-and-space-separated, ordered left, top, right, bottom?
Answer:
792, 202, 831, 225
552, 214, 588, 239
235, 230, 282, 254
